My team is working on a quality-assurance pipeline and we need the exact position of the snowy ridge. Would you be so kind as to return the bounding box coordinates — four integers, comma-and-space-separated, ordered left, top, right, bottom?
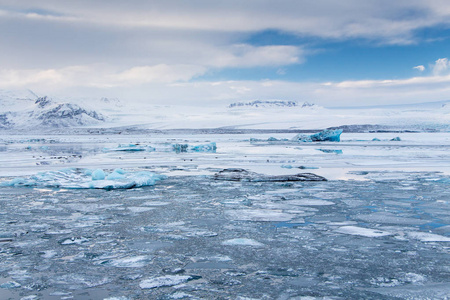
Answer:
0, 91, 106, 129
228, 100, 317, 108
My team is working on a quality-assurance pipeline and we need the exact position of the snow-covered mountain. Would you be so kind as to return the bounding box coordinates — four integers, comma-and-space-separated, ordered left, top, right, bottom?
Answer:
228, 100, 318, 108
0, 90, 106, 129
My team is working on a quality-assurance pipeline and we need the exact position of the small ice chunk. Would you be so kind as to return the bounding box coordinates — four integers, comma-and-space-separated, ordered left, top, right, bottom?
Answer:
60, 237, 90, 245
406, 231, 450, 242
286, 199, 335, 206
128, 207, 155, 213
91, 169, 106, 180
41, 250, 57, 258
225, 209, 294, 222
139, 275, 192, 289
107, 255, 150, 268
20, 296, 38, 300
335, 226, 393, 237
0, 281, 21, 289
222, 238, 264, 247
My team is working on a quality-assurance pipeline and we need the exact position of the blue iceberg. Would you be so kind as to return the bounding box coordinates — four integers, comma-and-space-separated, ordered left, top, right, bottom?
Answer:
103, 144, 156, 152
0, 168, 166, 190
292, 129, 343, 142
172, 142, 217, 153
317, 149, 343, 154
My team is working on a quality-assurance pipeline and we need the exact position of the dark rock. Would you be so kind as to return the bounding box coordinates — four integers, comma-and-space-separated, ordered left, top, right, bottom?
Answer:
213, 168, 327, 182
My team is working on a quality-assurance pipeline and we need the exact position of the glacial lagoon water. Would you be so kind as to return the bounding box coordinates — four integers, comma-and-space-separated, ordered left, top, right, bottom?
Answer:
0, 132, 449, 299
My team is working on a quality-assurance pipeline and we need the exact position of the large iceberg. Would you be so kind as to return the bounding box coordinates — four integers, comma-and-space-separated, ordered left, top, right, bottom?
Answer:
292, 129, 343, 142
0, 168, 166, 190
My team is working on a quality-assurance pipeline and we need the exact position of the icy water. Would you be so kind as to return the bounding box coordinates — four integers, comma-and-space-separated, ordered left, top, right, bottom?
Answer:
0, 132, 449, 299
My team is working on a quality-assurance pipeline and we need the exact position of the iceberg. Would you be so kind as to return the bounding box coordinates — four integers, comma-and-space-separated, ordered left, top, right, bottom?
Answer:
173, 142, 217, 153
317, 149, 343, 154
0, 168, 166, 190
292, 129, 343, 142
102, 144, 156, 152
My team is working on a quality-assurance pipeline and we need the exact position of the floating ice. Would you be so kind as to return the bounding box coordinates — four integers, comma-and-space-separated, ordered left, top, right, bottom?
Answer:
0, 168, 166, 190
225, 209, 295, 222
105, 255, 150, 268
281, 165, 318, 169
173, 142, 216, 153
285, 199, 335, 206
0, 281, 21, 289
103, 144, 155, 152
335, 226, 393, 237
292, 129, 343, 142
222, 238, 264, 247
139, 275, 193, 289
406, 231, 450, 242
214, 168, 326, 182
317, 149, 343, 154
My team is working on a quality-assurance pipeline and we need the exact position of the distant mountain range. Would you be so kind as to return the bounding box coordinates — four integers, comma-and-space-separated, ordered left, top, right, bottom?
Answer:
0, 90, 105, 129
228, 100, 317, 108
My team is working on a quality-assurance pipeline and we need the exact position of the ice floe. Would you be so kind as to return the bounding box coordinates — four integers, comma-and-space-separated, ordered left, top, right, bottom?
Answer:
222, 238, 264, 247
335, 226, 393, 237
406, 231, 450, 242
0, 168, 166, 190
139, 275, 193, 289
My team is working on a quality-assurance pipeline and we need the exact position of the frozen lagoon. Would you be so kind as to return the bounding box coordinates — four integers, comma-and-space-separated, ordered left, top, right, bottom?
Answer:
0, 131, 449, 299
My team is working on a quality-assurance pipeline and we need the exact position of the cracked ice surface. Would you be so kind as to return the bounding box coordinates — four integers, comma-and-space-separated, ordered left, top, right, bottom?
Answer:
0, 173, 449, 299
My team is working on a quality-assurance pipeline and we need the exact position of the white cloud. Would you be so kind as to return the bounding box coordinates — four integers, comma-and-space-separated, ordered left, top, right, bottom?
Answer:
210, 45, 302, 68
0, 64, 207, 90
432, 58, 450, 75
413, 65, 425, 71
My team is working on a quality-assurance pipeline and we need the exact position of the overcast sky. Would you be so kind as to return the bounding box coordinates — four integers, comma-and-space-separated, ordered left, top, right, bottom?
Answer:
1, 0, 450, 106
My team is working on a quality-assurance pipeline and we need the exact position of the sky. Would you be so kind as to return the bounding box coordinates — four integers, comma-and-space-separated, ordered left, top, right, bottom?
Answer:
0, 0, 450, 107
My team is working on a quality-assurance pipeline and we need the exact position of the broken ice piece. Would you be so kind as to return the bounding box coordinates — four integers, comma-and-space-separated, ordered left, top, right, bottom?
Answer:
139, 275, 193, 289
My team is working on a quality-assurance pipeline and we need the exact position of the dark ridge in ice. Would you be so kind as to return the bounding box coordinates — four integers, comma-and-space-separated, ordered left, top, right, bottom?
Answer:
213, 168, 327, 182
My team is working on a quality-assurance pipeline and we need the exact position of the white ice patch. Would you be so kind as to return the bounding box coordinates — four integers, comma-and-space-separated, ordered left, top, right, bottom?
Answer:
406, 231, 450, 242
222, 238, 264, 247
285, 199, 335, 206
356, 213, 428, 225
225, 209, 294, 222
127, 207, 155, 213
107, 255, 150, 268
335, 226, 393, 237
139, 275, 192, 289
142, 201, 170, 206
